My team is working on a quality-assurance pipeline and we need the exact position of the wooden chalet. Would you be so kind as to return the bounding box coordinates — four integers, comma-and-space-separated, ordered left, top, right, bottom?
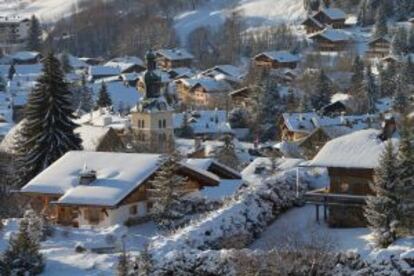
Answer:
305, 120, 398, 227
301, 16, 325, 34
229, 86, 259, 110
309, 28, 351, 51
156, 48, 194, 69
19, 151, 241, 227
313, 8, 347, 29
366, 36, 391, 58
253, 51, 301, 69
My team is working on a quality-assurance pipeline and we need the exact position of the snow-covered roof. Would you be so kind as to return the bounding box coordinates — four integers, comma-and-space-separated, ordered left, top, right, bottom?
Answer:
91, 81, 142, 111
197, 179, 242, 200
75, 108, 131, 130
302, 16, 324, 28
203, 65, 245, 79
310, 129, 399, 169
173, 110, 232, 135
255, 51, 301, 63
21, 151, 162, 205
104, 56, 145, 72
282, 112, 375, 134
309, 28, 350, 42
88, 66, 121, 78
74, 125, 111, 151
156, 48, 194, 61
318, 8, 347, 20
178, 77, 232, 92
185, 158, 241, 179
9, 51, 41, 61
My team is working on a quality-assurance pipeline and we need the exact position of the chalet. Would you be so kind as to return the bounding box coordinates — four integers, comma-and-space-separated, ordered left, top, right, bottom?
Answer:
319, 101, 348, 116
88, 66, 121, 82
306, 119, 398, 227
301, 16, 325, 34
167, 67, 194, 79
229, 86, 260, 110
75, 125, 124, 152
202, 65, 245, 83
156, 48, 194, 69
309, 28, 351, 51
173, 110, 233, 140
79, 57, 104, 66
279, 112, 376, 142
104, 56, 146, 74
366, 36, 391, 58
19, 151, 241, 227
313, 8, 347, 29
253, 51, 301, 69
175, 77, 232, 109
2, 51, 42, 65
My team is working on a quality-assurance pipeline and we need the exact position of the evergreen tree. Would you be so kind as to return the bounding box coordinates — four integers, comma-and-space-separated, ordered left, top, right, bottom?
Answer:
147, 152, 186, 230
364, 141, 399, 248
298, 94, 312, 112
8, 63, 15, 81
27, 15, 42, 52
395, 119, 414, 235
312, 70, 331, 110
286, 88, 298, 112
401, 55, 414, 85
357, 0, 369, 27
14, 52, 82, 187
310, 0, 320, 11
117, 241, 131, 276
2, 214, 44, 275
79, 74, 94, 112
96, 82, 112, 108
350, 55, 364, 91
60, 52, 73, 73
177, 111, 194, 138
393, 72, 408, 114
136, 244, 153, 276
322, 0, 331, 8
214, 135, 240, 170
373, 4, 388, 38
0, 76, 6, 91
391, 27, 408, 56
378, 62, 397, 97
364, 65, 378, 113
407, 26, 414, 53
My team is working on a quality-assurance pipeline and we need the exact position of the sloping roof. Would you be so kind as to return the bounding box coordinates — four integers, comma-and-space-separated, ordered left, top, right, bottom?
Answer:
185, 158, 241, 179
157, 48, 194, 61
173, 110, 233, 135
105, 56, 145, 72
301, 16, 325, 28
179, 77, 232, 92
255, 51, 301, 63
74, 125, 111, 151
310, 129, 399, 169
318, 8, 347, 20
309, 28, 350, 42
89, 66, 121, 77
10, 51, 41, 61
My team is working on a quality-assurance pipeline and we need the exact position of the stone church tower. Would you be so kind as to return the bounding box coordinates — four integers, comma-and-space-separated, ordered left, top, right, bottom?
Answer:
130, 50, 175, 153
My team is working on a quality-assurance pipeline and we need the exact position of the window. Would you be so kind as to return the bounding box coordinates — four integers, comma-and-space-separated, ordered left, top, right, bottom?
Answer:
163, 119, 166, 128
141, 120, 145, 128
85, 208, 101, 224
138, 120, 141, 128
129, 205, 137, 215
158, 120, 162, 128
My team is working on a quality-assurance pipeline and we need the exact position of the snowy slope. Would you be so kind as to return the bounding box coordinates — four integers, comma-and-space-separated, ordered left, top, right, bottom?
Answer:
0, 0, 83, 22
174, 0, 306, 43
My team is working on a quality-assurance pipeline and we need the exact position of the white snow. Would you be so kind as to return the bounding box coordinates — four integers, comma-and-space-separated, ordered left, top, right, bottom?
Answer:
156, 48, 194, 61
74, 125, 111, 151
310, 129, 399, 169
255, 51, 301, 63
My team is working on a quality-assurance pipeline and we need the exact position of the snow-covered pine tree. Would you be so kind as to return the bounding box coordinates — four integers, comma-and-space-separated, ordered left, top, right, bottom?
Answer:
395, 119, 414, 235
312, 69, 331, 110
373, 4, 388, 38
96, 82, 112, 108
391, 27, 408, 56
364, 141, 399, 248
117, 241, 131, 276
147, 151, 187, 229
214, 135, 240, 171
364, 65, 378, 113
393, 72, 408, 114
79, 74, 94, 112
27, 15, 42, 52
378, 62, 397, 97
178, 111, 194, 138
14, 52, 82, 187
60, 52, 73, 73
2, 213, 44, 275
298, 94, 312, 113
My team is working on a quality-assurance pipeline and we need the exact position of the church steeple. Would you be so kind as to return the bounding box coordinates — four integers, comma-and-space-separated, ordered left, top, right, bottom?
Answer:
144, 50, 161, 98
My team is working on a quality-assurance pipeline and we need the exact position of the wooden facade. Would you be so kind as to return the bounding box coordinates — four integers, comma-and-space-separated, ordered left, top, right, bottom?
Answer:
298, 128, 331, 159
156, 55, 193, 69
254, 54, 298, 69
366, 37, 391, 58
301, 17, 325, 34
313, 11, 346, 29
311, 35, 349, 51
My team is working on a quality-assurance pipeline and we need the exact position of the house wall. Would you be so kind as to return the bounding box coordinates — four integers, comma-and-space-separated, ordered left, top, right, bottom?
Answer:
157, 58, 192, 69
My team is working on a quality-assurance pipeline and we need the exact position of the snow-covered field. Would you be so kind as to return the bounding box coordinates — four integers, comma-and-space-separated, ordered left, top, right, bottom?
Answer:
174, 0, 306, 43
1, 219, 159, 275
0, 0, 83, 22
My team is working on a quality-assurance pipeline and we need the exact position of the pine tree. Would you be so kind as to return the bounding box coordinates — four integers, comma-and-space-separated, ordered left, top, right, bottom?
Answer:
395, 119, 414, 235
373, 4, 388, 38
298, 94, 312, 112
147, 152, 186, 230
136, 244, 152, 276
312, 70, 331, 110
60, 52, 73, 73
178, 111, 194, 138
391, 27, 408, 56
350, 55, 364, 91
378, 62, 397, 97
27, 15, 42, 52
8, 63, 15, 81
364, 141, 399, 248
401, 55, 414, 85
3, 214, 44, 275
117, 241, 131, 276
364, 65, 378, 113
393, 72, 408, 114
79, 74, 94, 112
96, 82, 112, 108
357, 0, 369, 27
407, 26, 414, 53
0, 75, 5, 91
14, 52, 82, 187
214, 135, 240, 170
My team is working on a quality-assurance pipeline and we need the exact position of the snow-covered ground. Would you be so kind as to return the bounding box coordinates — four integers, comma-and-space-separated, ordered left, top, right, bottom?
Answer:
0, 219, 159, 275
0, 0, 84, 22
250, 205, 414, 262
174, 0, 306, 44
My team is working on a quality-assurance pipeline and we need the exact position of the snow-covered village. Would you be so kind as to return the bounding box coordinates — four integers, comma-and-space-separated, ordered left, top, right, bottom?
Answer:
0, 0, 413, 275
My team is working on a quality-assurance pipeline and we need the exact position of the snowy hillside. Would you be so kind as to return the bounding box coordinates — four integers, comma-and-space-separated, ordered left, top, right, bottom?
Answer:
0, 0, 82, 22
174, 0, 306, 43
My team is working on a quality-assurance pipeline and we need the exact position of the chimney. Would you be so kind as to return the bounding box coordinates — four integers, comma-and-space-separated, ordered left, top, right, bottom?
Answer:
79, 164, 97, 185
380, 115, 396, 141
